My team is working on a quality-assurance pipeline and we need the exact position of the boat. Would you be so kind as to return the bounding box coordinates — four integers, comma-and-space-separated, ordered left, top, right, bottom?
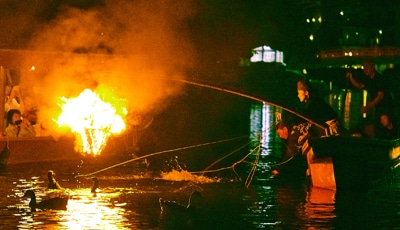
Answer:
0, 134, 139, 167
306, 135, 400, 190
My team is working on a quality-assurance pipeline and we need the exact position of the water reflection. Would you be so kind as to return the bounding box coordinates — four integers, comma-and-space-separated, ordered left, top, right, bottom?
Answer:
249, 102, 283, 157
58, 190, 128, 229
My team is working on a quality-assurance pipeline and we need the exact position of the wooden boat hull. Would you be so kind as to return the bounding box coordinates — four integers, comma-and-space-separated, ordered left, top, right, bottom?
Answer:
0, 135, 137, 166
308, 136, 400, 190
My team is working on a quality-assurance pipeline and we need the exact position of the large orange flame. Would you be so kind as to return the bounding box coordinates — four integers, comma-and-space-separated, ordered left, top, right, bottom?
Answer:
56, 86, 127, 155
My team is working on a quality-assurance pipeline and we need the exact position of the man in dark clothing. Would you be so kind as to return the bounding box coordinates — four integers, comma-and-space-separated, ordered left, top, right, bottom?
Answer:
296, 79, 340, 136
276, 121, 311, 159
346, 60, 393, 116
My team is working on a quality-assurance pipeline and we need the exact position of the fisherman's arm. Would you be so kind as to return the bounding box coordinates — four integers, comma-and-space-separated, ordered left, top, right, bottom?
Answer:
361, 91, 384, 113
346, 71, 364, 90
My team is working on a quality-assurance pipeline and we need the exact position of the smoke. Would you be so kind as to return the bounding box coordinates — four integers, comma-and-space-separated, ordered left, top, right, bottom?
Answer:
13, 0, 197, 135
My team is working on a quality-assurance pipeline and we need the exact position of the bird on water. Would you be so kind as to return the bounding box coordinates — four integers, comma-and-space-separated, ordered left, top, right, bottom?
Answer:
23, 189, 69, 212
47, 170, 63, 190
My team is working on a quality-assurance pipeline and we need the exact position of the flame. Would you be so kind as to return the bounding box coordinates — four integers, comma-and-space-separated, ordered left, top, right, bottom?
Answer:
57, 86, 127, 155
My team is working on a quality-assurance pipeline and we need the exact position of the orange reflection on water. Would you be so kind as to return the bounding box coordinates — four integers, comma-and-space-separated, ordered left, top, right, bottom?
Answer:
304, 186, 336, 222
58, 189, 129, 229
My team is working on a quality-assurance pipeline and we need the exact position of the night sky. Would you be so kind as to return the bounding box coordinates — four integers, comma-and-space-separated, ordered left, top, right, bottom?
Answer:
1, 0, 399, 72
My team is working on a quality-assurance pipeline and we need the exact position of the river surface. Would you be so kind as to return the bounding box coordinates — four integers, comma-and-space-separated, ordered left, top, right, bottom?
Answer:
0, 158, 400, 230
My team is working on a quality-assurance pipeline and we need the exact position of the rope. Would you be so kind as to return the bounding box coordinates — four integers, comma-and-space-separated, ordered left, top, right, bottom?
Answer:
152, 77, 326, 130
245, 138, 262, 188
189, 144, 260, 174
201, 141, 252, 175
188, 143, 261, 187
75, 135, 248, 178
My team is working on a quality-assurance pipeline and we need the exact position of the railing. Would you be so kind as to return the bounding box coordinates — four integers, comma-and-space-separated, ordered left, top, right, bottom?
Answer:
318, 47, 400, 59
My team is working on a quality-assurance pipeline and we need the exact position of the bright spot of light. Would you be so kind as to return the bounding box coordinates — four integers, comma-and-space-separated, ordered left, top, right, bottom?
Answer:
303, 69, 307, 74
340, 11, 344, 16
318, 16, 322, 23
306, 18, 310, 23
30, 66, 35, 71
309, 34, 314, 41
312, 18, 316, 22
355, 32, 359, 35
379, 30, 383, 34
348, 52, 353, 56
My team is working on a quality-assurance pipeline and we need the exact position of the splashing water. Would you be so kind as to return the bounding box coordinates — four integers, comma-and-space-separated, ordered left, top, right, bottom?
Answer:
160, 170, 221, 183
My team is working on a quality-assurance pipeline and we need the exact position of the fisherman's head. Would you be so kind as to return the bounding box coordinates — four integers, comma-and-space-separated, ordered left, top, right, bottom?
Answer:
297, 79, 310, 103
275, 121, 289, 139
362, 60, 376, 79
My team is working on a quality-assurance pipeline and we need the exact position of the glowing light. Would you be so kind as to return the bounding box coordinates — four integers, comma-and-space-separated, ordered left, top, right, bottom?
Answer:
56, 86, 127, 155
379, 30, 383, 34
30, 66, 35, 71
312, 18, 316, 22
306, 18, 310, 23
355, 32, 359, 35
303, 69, 307, 74
250, 45, 284, 64
318, 16, 322, 23
309, 34, 314, 41
58, 190, 129, 229
376, 38, 380, 44
348, 52, 353, 56
340, 11, 344, 16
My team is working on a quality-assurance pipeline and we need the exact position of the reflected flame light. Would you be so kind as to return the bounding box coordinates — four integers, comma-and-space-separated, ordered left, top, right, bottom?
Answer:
56, 87, 127, 155
59, 194, 129, 230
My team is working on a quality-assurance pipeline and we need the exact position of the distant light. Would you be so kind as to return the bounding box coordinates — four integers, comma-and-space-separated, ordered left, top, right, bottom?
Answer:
312, 18, 316, 22
346, 34, 349, 39
318, 16, 322, 23
379, 30, 383, 34
302, 69, 307, 74
30, 66, 35, 71
306, 18, 310, 23
348, 52, 353, 56
376, 38, 380, 44
355, 32, 359, 35
340, 11, 344, 16
250, 45, 284, 64
309, 34, 314, 41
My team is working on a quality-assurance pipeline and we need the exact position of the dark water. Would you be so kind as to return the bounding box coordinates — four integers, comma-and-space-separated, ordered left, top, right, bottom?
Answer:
1, 159, 400, 230
1, 100, 400, 229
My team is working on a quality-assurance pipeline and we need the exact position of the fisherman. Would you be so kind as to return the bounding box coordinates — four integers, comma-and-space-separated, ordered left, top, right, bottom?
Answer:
275, 121, 311, 160
346, 60, 393, 118
296, 79, 340, 136
275, 79, 340, 156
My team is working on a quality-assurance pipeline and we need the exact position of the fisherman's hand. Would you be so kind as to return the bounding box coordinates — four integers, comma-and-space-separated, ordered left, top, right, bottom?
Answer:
361, 105, 372, 114
345, 71, 353, 80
